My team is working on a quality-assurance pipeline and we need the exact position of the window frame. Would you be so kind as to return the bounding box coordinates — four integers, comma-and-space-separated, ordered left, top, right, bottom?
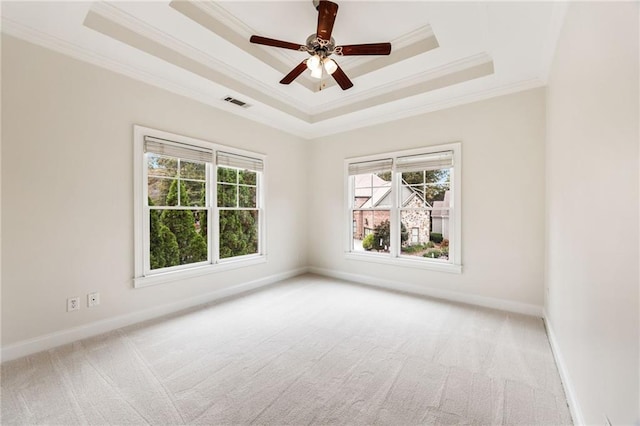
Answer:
344, 142, 462, 274
134, 125, 266, 288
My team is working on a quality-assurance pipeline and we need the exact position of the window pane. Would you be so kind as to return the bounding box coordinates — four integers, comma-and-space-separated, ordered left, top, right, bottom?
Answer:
217, 184, 237, 207
353, 172, 392, 208
219, 210, 258, 259
400, 209, 449, 260
239, 186, 257, 208
218, 167, 237, 184
148, 177, 175, 206
400, 209, 430, 256
185, 180, 206, 207
352, 210, 391, 252
180, 160, 206, 180
402, 168, 450, 205
147, 154, 177, 178
239, 170, 257, 185
149, 209, 208, 270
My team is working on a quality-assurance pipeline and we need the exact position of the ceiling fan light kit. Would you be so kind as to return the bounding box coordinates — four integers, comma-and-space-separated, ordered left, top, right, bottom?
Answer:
249, 0, 392, 90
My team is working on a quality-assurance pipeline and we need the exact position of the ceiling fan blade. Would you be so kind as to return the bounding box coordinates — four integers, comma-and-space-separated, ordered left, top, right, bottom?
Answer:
316, 0, 339, 42
338, 43, 392, 56
250, 35, 303, 51
331, 63, 353, 90
280, 61, 308, 85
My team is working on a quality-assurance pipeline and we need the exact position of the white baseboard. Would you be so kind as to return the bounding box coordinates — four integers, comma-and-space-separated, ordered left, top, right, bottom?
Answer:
543, 311, 584, 426
308, 266, 543, 317
1, 267, 309, 363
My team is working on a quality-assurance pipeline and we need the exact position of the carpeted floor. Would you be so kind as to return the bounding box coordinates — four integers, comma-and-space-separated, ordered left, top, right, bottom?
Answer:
1, 274, 572, 425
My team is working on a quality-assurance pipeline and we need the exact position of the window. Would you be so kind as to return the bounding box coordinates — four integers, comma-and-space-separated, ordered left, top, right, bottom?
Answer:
216, 153, 260, 259
411, 228, 419, 244
350, 158, 392, 252
345, 143, 461, 273
134, 126, 265, 287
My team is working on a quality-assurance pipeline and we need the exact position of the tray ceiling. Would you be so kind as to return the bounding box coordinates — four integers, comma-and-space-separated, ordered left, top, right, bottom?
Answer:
1, 1, 567, 139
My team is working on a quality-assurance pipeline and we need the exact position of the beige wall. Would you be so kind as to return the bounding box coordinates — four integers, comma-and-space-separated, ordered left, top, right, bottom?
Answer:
545, 3, 639, 425
308, 88, 547, 308
4, 9, 638, 423
1, 36, 309, 346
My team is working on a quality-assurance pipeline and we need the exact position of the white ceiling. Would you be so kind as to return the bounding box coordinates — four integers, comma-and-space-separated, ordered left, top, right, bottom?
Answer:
2, 1, 568, 139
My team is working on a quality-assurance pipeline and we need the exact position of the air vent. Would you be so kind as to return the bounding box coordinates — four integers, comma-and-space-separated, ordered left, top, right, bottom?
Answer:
223, 96, 250, 108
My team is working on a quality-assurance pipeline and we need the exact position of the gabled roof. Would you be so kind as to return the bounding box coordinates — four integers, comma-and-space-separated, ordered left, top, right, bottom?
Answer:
355, 174, 432, 209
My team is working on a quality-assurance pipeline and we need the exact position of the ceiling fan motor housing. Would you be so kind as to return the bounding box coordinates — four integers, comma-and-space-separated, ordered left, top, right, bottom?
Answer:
305, 34, 336, 58
249, 0, 390, 90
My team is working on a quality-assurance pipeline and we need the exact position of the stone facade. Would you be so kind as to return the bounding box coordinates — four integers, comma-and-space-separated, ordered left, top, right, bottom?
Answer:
401, 196, 431, 245
352, 184, 430, 245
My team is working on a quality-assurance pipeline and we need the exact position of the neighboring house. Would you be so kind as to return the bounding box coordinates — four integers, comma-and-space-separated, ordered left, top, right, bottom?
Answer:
431, 190, 450, 240
353, 174, 431, 245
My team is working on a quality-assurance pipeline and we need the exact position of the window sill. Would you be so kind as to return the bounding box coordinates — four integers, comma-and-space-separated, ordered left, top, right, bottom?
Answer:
134, 255, 267, 288
345, 252, 462, 274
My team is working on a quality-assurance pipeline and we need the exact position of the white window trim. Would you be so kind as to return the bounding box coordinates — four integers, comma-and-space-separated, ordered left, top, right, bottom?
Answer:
344, 142, 462, 274
133, 125, 267, 288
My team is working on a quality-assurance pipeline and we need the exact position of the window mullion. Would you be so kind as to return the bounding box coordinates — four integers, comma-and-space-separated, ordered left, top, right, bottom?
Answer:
142, 153, 151, 275
212, 163, 219, 264
136, 126, 265, 286
177, 159, 181, 207
390, 169, 400, 258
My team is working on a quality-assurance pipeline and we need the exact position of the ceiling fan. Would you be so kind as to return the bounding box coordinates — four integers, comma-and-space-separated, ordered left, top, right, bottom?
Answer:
249, 0, 392, 90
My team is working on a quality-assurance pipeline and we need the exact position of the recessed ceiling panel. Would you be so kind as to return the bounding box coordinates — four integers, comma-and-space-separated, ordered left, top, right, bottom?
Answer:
1, 1, 568, 139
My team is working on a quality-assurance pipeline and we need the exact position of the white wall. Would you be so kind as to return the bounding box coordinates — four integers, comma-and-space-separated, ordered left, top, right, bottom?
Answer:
1, 36, 309, 347
308, 88, 547, 311
545, 3, 639, 425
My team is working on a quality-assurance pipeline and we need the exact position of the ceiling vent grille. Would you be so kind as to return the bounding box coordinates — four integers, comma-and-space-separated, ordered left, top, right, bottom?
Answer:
223, 96, 250, 108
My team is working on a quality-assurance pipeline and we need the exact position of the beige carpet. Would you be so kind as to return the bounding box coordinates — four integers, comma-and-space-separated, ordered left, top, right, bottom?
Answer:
1, 274, 572, 425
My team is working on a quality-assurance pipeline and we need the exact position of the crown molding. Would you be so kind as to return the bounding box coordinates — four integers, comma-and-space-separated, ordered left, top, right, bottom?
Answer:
311, 78, 546, 139
2, 3, 549, 141
310, 52, 493, 115
84, 3, 314, 123
334, 24, 437, 70
169, 0, 318, 92
0, 17, 314, 139
83, 2, 490, 126
90, 2, 308, 112
172, 0, 439, 93
315, 25, 440, 91
2, 12, 500, 139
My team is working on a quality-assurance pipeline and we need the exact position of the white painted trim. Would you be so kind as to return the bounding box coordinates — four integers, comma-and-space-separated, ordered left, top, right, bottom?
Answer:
311, 53, 493, 115
176, 1, 438, 92
309, 79, 546, 139
0, 17, 315, 140
1, 268, 309, 363
345, 253, 462, 274
133, 125, 267, 287
543, 311, 584, 426
134, 256, 267, 288
308, 266, 543, 317
2, 15, 545, 141
343, 142, 462, 273
88, 2, 305, 112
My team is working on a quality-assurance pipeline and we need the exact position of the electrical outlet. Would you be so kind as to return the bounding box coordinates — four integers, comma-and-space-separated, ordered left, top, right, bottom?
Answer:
67, 297, 80, 312
87, 292, 100, 307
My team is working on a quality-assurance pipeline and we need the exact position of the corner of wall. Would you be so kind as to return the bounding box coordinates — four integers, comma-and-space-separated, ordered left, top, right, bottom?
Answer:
543, 311, 584, 426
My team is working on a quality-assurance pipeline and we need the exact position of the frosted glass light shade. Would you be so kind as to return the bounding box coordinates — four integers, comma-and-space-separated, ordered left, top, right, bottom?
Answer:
310, 66, 323, 79
323, 58, 338, 74
306, 55, 321, 71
